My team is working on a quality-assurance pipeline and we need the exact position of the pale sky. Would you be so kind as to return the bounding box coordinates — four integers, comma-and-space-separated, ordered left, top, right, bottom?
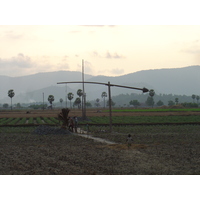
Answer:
1, 1, 200, 77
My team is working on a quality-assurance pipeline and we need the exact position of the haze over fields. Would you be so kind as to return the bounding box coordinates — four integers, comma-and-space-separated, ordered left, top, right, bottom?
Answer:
0, 65, 199, 103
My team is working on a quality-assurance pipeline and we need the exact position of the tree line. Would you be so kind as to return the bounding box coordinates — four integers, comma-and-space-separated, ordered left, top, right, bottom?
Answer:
115, 90, 200, 108
1, 88, 200, 109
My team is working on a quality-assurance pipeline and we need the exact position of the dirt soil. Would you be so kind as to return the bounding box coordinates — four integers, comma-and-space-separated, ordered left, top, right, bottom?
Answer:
0, 131, 145, 175
0, 126, 200, 175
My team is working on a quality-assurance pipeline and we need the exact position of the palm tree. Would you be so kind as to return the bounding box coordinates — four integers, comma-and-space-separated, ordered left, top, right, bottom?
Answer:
77, 89, 83, 98
101, 91, 107, 108
196, 95, 200, 104
149, 89, 155, 98
149, 89, 155, 108
60, 98, 63, 107
48, 95, 55, 109
67, 93, 74, 108
192, 94, 196, 103
74, 97, 81, 109
8, 89, 15, 110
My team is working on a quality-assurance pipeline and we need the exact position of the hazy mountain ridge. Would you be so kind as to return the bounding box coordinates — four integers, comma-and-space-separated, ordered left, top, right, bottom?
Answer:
0, 66, 199, 103
0, 71, 94, 103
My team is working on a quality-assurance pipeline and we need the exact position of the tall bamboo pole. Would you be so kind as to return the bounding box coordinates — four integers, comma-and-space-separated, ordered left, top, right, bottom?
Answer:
108, 81, 112, 133
82, 59, 86, 119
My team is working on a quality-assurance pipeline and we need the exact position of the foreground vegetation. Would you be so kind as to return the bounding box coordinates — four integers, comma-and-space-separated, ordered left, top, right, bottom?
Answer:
0, 125, 200, 175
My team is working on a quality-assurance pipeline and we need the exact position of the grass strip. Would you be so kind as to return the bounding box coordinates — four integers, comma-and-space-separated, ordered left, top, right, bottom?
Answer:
79, 115, 200, 125
104, 108, 200, 112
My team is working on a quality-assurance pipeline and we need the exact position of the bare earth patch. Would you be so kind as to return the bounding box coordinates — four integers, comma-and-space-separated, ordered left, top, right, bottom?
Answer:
0, 126, 200, 175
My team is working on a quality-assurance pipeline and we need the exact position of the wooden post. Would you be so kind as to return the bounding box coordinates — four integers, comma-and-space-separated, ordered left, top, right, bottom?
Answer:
43, 92, 44, 110
82, 59, 86, 119
108, 81, 112, 133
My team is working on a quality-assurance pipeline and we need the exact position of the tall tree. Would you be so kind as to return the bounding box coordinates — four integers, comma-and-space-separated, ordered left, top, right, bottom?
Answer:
8, 89, 15, 110
148, 89, 155, 108
192, 94, 196, 103
149, 89, 155, 98
196, 95, 199, 104
146, 96, 154, 107
95, 98, 100, 107
68, 93, 74, 108
101, 92, 107, 108
48, 95, 54, 109
74, 97, 81, 109
175, 98, 179, 105
77, 89, 83, 98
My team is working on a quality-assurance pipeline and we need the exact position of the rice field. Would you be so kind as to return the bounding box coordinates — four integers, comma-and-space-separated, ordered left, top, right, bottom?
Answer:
1, 115, 200, 126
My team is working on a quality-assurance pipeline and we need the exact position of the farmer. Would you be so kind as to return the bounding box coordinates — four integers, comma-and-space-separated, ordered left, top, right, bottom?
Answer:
68, 117, 74, 132
126, 134, 133, 149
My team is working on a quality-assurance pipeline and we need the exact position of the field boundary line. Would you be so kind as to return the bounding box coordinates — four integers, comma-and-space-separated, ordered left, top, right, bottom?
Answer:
1, 122, 200, 127
78, 122, 200, 126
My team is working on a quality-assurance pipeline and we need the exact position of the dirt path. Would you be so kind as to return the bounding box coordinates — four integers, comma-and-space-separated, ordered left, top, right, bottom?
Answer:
75, 128, 116, 144
75, 133, 117, 145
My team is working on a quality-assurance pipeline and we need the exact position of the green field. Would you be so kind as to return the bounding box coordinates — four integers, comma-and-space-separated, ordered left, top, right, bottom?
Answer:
1, 115, 200, 126
107, 108, 200, 112
0, 117, 60, 126
79, 115, 200, 125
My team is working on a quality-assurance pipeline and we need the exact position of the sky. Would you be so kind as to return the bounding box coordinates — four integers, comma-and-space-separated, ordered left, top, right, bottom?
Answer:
1, 1, 200, 78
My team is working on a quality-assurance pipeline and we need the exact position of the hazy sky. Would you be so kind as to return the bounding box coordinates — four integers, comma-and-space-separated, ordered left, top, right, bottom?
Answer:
1, 25, 200, 77
1, 1, 200, 77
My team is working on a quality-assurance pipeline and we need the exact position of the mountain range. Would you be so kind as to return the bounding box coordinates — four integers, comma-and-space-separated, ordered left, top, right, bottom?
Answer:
0, 65, 199, 104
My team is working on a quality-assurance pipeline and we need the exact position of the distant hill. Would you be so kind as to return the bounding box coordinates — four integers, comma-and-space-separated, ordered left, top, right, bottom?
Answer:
0, 66, 199, 104
0, 71, 93, 103
125, 65, 200, 95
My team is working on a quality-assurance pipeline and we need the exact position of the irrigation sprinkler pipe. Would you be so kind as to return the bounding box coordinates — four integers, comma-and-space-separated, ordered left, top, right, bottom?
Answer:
57, 81, 149, 133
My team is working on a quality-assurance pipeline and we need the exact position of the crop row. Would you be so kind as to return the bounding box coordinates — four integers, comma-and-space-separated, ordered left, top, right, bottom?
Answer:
109, 108, 200, 112
79, 115, 200, 124
0, 117, 60, 126
1, 115, 200, 126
